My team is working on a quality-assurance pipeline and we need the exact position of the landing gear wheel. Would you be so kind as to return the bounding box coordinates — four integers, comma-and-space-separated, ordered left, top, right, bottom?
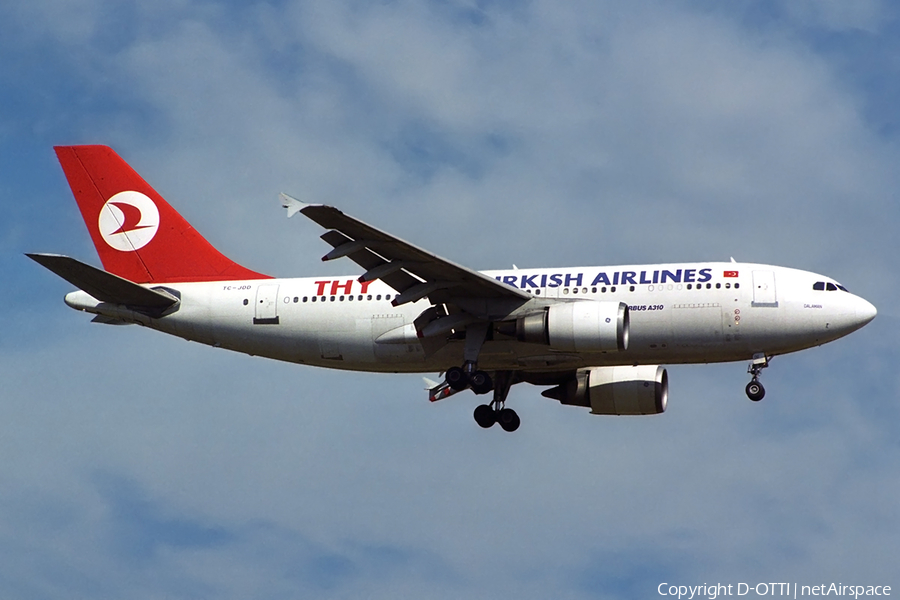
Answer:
473, 404, 496, 428
470, 371, 494, 395
446, 366, 469, 391
497, 408, 520, 432
746, 380, 765, 402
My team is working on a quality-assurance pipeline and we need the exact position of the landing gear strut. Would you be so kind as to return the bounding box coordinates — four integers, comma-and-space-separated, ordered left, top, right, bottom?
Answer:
746, 354, 769, 402
473, 370, 519, 432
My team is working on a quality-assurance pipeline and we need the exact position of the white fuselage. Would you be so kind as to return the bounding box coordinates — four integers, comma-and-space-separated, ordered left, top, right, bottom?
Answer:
65, 262, 877, 374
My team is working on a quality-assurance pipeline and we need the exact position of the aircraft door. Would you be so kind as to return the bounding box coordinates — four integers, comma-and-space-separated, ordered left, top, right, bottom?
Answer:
542, 281, 560, 299
254, 284, 280, 324
751, 271, 778, 308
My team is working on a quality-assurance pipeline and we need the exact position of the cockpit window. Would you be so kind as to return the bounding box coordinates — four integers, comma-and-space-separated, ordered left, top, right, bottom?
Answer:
813, 281, 850, 292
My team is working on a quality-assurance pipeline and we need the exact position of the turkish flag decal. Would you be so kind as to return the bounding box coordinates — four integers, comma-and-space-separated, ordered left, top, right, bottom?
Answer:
724, 271, 739, 278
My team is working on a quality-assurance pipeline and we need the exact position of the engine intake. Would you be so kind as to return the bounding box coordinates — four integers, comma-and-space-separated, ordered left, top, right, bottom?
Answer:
542, 365, 668, 415
515, 301, 629, 352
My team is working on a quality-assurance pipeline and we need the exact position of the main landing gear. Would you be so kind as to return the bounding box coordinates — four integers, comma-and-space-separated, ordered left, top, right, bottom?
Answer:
472, 370, 518, 432
474, 404, 520, 432
745, 354, 769, 402
442, 365, 520, 432
442, 323, 521, 432
445, 363, 493, 395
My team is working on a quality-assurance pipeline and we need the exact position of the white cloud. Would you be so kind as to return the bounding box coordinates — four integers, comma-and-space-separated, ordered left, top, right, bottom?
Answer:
782, 0, 889, 33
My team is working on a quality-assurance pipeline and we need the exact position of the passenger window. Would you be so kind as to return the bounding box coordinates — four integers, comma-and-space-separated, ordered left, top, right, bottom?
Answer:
303, 297, 308, 302
629, 286, 635, 292
716, 283, 721, 289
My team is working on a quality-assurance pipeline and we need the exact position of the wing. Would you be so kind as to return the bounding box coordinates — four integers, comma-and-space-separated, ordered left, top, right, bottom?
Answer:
281, 194, 531, 315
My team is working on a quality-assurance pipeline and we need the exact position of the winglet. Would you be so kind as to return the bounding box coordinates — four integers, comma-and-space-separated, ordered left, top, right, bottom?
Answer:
280, 193, 307, 218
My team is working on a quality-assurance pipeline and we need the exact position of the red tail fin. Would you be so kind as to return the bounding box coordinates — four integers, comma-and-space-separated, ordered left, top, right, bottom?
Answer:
55, 145, 270, 283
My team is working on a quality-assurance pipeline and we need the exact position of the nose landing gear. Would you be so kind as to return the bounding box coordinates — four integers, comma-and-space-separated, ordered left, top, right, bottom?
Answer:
746, 354, 769, 401
745, 379, 765, 402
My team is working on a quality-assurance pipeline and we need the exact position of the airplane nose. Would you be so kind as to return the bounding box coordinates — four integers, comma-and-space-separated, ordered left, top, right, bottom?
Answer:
855, 297, 877, 327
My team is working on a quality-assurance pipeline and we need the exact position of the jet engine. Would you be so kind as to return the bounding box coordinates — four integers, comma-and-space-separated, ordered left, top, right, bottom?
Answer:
542, 365, 668, 415
514, 301, 629, 352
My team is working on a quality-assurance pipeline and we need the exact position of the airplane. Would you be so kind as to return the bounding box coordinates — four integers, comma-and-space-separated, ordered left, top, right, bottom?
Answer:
29, 145, 878, 432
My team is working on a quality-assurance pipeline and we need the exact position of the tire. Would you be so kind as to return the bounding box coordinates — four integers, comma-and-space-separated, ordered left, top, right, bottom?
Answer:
746, 381, 765, 402
470, 371, 494, 395
474, 404, 496, 428
497, 408, 520, 432
446, 366, 469, 391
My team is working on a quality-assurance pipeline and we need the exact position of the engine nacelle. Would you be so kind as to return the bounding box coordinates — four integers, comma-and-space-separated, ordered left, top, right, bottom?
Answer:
543, 365, 668, 415
516, 301, 629, 352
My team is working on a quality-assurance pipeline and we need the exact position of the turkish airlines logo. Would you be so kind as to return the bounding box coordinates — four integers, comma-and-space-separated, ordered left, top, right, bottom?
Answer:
98, 191, 160, 251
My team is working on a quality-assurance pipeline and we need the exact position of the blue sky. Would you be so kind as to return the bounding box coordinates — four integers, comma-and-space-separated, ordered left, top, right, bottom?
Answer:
2, 0, 898, 598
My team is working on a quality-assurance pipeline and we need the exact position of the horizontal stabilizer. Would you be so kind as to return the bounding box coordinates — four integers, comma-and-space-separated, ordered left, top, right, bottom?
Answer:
27, 253, 178, 315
